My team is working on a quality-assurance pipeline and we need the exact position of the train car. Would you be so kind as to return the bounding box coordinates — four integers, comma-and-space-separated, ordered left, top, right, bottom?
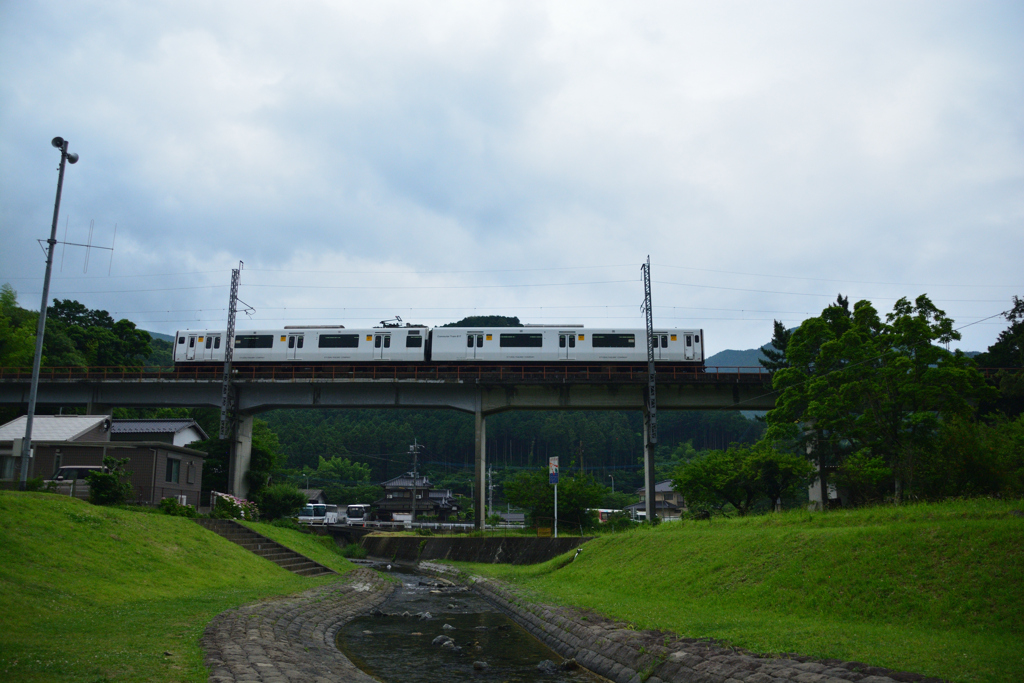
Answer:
430, 327, 704, 363
173, 325, 429, 365
174, 324, 704, 366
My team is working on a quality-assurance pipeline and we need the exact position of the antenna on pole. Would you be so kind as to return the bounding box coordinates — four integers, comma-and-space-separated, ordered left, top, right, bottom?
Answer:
641, 255, 658, 524
219, 261, 243, 439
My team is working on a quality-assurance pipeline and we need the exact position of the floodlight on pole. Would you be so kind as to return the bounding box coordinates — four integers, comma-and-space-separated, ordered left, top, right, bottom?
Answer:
19, 138, 78, 490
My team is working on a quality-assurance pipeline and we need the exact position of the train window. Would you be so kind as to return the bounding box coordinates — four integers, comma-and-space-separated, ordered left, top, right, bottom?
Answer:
499, 333, 543, 348
383, 336, 391, 348
694, 335, 700, 343
214, 337, 220, 349
178, 336, 185, 344
189, 337, 196, 348
569, 335, 575, 348
559, 335, 566, 348
661, 335, 668, 347
592, 334, 635, 348
375, 336, 382, 348
467, 336, 474, 348
206, 337, 213, 349
686, 335, 692, 347
406, 335, 422, 348
297, 337, 304, 349
235, 335, 274, 349
319, 334, 359, 348
288, 336, 295, 349
477, 335, 483, 348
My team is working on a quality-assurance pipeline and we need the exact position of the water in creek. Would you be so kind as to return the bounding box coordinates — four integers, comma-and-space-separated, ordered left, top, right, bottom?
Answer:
337, 562, 604, 683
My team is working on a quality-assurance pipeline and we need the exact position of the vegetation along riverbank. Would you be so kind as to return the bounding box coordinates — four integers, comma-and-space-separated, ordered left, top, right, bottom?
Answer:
451, 499, 1023, 683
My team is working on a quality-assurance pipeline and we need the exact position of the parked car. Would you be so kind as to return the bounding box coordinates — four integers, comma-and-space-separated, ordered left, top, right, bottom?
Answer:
46, 465, 107, 498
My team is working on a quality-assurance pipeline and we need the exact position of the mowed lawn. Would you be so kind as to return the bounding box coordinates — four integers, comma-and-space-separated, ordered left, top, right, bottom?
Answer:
0, 492, 356, 683
455, 500, 1024, 683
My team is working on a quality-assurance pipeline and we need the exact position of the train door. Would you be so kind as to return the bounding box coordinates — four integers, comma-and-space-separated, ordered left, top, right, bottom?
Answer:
684, 333, 694, 361
287, 333, 304, 360
465, 331, 484, 359
558, 331, 577, 360
373, 332, 391, 360
185, 334, 198, 360
203, 334, 221, 361
654, 332, 668, 360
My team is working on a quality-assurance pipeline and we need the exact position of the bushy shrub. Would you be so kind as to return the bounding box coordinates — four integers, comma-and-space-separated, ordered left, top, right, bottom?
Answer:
24, 477, 45, 492
270, 516, 303, 531
210, 493, 259, 520
159, 497, 197, 517
253, 483, 307, 521
87, 457, 134, 506
339, 542, 368, 559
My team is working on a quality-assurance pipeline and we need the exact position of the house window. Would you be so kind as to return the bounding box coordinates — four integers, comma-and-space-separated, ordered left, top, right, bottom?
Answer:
186, 462, 196, 485
165, 458, 180, 484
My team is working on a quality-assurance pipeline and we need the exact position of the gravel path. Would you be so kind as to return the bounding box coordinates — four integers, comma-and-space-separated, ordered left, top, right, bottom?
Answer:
201, 568, 395, 683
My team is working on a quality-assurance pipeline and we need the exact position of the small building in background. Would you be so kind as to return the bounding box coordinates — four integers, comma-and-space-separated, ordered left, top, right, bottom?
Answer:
0, 414, 205, 506
299, 488, 328, 504
626, 480, 685, 521
110, 418, 208, 447
373, 472, 459, 521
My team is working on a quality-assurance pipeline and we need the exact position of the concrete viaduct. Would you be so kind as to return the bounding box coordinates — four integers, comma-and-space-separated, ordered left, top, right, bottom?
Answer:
0, 363, 776, 527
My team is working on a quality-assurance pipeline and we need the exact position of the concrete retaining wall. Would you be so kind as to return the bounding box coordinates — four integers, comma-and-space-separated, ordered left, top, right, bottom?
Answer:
361, 535, 590, 565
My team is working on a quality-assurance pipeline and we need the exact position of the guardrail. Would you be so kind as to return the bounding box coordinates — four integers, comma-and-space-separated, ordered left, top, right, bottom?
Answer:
0, 363, 776, 383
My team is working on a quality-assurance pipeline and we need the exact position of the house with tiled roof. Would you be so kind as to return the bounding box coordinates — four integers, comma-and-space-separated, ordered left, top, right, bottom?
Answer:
110, 419, 208, 447
0, 414, 205, 507
625, 480, 685, 520
373, 472, 459, 521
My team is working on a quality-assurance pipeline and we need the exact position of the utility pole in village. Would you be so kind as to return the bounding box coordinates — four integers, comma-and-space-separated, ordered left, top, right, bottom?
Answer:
409, 439, 423, 524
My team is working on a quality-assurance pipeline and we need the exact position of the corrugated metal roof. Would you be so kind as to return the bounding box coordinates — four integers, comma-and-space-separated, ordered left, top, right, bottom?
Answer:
0, 415, 109, 442
110, 419, 208, 439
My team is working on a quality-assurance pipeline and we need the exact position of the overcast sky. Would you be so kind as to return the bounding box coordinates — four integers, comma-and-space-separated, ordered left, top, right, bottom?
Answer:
1, 1, 1021, 357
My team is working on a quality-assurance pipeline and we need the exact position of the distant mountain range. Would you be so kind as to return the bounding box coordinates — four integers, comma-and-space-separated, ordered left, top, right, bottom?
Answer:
705, 348, 769, 369
144, 330, 175, 342
706, 346, 981, 370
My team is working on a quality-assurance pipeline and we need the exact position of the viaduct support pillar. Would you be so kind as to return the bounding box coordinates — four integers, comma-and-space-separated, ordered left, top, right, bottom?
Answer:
474, 406, 487, 530
643, 407, 656, 523
228, 414, 253, 499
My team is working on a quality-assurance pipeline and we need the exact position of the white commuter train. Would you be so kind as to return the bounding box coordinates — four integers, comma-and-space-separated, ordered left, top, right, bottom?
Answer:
172, 325, 704, 365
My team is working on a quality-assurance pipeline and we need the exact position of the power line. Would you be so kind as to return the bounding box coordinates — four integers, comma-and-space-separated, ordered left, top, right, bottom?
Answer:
654, 280, 1010, 303
654, 263, 1022, 289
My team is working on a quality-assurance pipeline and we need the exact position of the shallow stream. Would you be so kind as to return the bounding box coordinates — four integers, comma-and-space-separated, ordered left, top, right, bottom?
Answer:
337, 562, 604, 682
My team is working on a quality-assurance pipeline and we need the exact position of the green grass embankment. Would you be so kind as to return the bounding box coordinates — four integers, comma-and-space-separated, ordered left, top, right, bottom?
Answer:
453, 499, 1024, 683
0, 492, 355, 683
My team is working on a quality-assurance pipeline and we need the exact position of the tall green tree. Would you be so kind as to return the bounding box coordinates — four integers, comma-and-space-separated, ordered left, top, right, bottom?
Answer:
974, 296, 1024, 418
504, 470, 604, 529
759, 319, 792, 372
766, 294, 991, 502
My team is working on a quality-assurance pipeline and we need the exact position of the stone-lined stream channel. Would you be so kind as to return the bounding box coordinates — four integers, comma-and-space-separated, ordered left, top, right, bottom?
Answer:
337, 562, 605, 682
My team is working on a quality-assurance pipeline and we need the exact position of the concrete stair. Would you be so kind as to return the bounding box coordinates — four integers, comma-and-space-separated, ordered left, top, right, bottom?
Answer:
195, 518, 335, 577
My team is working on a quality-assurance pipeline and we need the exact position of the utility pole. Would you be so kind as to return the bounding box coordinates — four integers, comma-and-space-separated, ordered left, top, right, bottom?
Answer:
409, 439, 423, 524
219, 263, 242, 439
487, 465, 494, 521
21, 138, 79, 490
641, 256, 658, 524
